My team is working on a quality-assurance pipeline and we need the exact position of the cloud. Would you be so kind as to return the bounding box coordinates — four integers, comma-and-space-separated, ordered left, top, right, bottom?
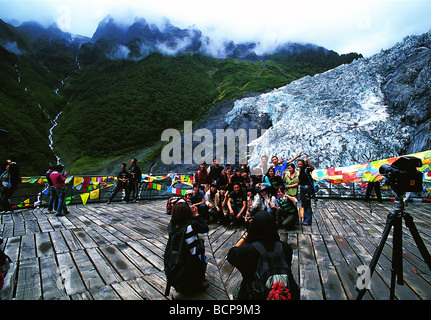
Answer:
0, 0, 430, 57
0, 40, 23, 55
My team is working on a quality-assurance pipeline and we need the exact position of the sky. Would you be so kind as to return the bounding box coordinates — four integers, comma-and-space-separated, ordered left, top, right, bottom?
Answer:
0, 0, 430, 57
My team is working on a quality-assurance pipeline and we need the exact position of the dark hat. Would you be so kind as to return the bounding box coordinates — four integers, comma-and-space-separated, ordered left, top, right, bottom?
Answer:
258, 185, 270, 193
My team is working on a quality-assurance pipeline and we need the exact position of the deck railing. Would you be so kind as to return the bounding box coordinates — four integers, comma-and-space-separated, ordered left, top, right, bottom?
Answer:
5, 173, 431, 212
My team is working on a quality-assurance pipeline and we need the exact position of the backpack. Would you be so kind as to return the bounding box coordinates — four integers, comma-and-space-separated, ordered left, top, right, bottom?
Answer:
166, 196, 183, 215
163, 226, 205, 295
248, 241, 299, 300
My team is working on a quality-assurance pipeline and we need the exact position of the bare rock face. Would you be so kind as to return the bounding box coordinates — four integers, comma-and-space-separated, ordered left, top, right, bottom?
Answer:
225, 32, 431, 169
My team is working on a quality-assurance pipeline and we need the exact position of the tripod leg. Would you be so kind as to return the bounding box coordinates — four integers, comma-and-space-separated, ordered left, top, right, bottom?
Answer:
389, 214, 404, 300
403, 213, 431, 271
356, 213, 395, 300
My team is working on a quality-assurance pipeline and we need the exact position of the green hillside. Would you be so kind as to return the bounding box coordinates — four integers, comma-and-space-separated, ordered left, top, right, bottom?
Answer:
0, 19, 362, 175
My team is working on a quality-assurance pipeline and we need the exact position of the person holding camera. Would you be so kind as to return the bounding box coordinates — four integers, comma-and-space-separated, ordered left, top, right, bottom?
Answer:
165, 202, 209, 298
297, 157, 315, 226
227, 211, 299, 300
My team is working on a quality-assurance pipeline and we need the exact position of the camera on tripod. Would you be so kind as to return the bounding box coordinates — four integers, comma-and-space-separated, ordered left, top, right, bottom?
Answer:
379, 156, 423, 194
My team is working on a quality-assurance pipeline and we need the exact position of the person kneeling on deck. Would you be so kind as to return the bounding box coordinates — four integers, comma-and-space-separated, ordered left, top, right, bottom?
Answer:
227, 182, 247, 226
275, 187, 299, 230
164, 201, 209, 299
227, 211, 299, 300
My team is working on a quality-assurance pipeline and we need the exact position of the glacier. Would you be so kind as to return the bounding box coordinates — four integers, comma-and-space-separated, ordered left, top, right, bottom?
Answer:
226, 32, 431, 170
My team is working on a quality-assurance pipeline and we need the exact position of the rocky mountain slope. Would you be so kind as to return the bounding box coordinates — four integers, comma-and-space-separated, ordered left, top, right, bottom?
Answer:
222, 32, 431, 170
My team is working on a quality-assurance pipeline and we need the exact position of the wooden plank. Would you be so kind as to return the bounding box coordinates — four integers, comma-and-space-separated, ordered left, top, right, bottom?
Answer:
299, 263, 324, 300
11, 213, 26, 237
99, 244, 143, 281
127, 240, 164, 271
85, 247, 123, 285
127, 277, 168, 300
335, 264, 372, 300
37, 217, 55, 233
56, 252, 87, 296
122, 241, 161, 275
72, 227, 98, 249
71, 249, 106, 291
50, 230, 70, 254
15, 257, 42, 300
318, 265, 347, 300
89, 284, 122, 300
19, 234, 36, 260
322, 235, 347, 266
111, 281, 144, 300
298, 234, 316, 265
333, 235, 363, 268
61, 229, 84, 251
311, 234, 332, 266
35, 232, 55, 257
40, 254, 67, 300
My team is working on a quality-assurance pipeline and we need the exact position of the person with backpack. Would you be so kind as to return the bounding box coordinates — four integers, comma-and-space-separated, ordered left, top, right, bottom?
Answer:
227, 211, 299, 300
164, 201, 209, 299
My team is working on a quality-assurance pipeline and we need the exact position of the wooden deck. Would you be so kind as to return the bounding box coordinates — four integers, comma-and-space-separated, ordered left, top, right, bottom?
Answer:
1, 198, 431, 301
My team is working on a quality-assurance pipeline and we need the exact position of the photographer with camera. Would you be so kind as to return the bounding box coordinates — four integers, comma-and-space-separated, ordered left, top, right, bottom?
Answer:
227, 211, 299, 300
164, 202, 209, 299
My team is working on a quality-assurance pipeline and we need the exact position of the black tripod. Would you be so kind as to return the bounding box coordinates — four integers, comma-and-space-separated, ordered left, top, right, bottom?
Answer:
356, 193, 431, 300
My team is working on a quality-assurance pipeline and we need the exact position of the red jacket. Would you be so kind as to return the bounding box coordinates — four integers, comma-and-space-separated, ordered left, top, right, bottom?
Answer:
194, 169, 209, 185
50, 171, 66, 188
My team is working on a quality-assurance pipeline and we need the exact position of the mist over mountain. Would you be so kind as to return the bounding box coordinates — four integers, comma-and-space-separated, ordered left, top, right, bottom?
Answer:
82, 15, 362, 65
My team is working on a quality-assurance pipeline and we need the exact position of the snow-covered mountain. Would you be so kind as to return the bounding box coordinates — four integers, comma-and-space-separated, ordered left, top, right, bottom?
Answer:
225, 32, 431, 169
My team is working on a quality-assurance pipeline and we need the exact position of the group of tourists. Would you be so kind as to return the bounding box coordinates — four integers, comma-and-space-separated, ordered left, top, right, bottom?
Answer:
164, 153, 315, 300
185, 153, 316, 229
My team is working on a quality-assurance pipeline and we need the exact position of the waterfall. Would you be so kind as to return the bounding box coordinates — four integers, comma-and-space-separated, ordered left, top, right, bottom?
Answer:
49, 111, 63, 164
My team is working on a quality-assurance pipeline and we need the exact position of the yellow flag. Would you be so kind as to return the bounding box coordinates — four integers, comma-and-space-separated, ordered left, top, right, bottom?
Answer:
80, 192, 89, 205
90, 189, 99, 199
74, 177, 83, 187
